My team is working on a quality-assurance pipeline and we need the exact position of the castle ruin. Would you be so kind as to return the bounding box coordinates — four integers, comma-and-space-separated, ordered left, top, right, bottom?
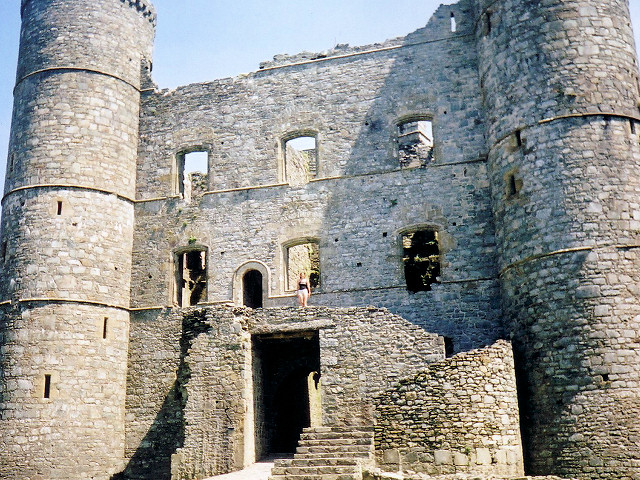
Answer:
1, 0, 640, 479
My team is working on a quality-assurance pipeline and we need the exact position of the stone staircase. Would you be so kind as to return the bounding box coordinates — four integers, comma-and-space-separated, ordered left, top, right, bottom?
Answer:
268, 426, 374, 480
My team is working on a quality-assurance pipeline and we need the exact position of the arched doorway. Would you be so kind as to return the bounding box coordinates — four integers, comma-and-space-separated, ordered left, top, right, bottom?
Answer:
243, 269, 263, 308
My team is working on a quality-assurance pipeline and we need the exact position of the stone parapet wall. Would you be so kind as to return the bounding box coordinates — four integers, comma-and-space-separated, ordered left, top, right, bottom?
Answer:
17, 0, 155, 88
374, 340, 523, 477
258, 2, 473, 70
477, 0, 639, 144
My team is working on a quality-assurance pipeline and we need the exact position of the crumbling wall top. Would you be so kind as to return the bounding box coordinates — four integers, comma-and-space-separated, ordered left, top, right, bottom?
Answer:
21, 0, 157, 25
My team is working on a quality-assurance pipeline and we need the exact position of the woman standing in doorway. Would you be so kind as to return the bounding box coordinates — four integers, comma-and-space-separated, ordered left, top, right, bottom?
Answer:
297, 272, 311, 307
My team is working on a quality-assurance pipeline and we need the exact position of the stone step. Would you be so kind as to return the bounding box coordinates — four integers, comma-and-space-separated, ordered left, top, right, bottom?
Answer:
296, 444, 372, 455
274, 458, 359, 468
298, 437, 371, 447
269, 474, 359, 480
303, 426, 374, 434
299, 432, 373, 441
271, 464, 358, 476
268, 426, 373, 480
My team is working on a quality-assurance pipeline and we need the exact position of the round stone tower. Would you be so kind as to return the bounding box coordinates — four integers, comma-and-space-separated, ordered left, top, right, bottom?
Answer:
0, 0, 155, 478
477, 0, 640, 477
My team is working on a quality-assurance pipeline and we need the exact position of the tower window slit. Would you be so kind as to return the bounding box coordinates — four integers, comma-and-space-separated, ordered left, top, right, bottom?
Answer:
484, 12, 492, 35
450, 12, 457, 32
631, 119, 636, 135
515, 129, 522, 147
103, 317, 108, 339
57, 201, 63, 216
44, 374, 52, 399
1, 242, 6, 263
506, 173, 521, 198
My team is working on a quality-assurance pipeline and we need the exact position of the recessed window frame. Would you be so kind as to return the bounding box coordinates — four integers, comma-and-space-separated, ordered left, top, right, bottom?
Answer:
399, 226, 442, 293
283, 238, 321, 293
43, 374, 52, 399
396, 115, 435, 168
174, 147, 210, 197
172, 245, 209, 307
505, 169, 523, 199
483, 11, 492, 35
280, 130, 319, 184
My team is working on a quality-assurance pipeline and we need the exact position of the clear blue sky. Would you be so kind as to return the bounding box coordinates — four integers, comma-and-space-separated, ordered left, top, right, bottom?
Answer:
0, 0, 639, 188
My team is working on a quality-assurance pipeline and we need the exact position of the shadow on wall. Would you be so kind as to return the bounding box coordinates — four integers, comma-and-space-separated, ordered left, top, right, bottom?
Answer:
113, 311, 212, 480
315, 0, 500, 352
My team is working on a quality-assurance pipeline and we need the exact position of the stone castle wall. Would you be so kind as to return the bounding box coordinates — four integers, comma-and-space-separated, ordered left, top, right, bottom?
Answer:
1, 0, 640, 479
132, 0, 502, 353
374, 340, 523, 477
124, 305, 444, 479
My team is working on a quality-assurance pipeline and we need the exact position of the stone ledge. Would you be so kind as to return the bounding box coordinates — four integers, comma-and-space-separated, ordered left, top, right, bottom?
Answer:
363, 468, 575, 480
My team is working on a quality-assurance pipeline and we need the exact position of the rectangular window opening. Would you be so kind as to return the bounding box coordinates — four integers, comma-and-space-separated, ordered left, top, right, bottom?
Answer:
397, 119, 434, 168
177, 150, 209, 199
175, 249, 207, 307
631, 119, 636, 135
284, 135, 318, 184
402, 230, 440, 292
450, 12, 457, 32
1, 241, 6, 263
102, 317, 108, 339
44, 374, 52, 399
286, 242, 320, 291
56, 201, 63, 216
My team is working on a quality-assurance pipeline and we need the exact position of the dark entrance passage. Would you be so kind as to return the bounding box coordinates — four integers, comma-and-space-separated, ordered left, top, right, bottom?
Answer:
252, 331, 321, 459
243, 269, 263, 308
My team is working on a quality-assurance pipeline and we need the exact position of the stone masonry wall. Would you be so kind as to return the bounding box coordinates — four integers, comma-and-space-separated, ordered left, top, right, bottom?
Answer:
374, 340, 523, 477
132, 0, 501, 354
477, 0, 640, 477
0, 302, 131, 479
123, 305, 445, 479
0, 0, 155, 478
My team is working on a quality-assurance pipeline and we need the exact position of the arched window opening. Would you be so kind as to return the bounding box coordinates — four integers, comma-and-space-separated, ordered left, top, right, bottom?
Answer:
243, 269, 264, 308
402, 229, 440, 292
176, 150, 209, 201
284, 135, 318, 184
175, 248, 207, 307
450, 12, 457, 32
397, 118, 434, 168
286, 241, 320, 291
